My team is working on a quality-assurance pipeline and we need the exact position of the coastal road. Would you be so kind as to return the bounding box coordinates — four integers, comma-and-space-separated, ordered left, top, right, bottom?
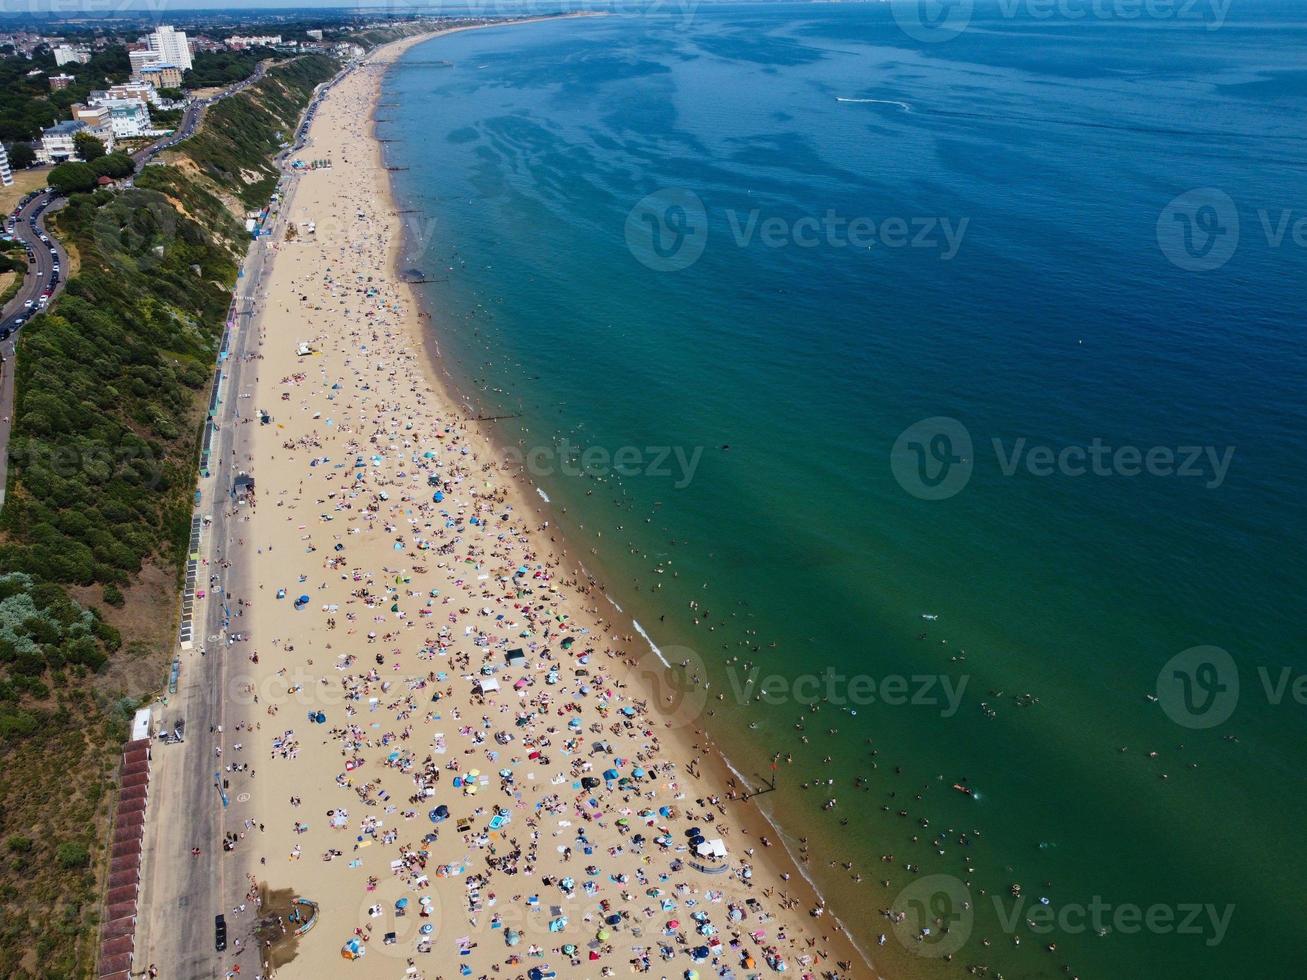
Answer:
131, 59, 274, 168
132, 71, 339, 978
0, 61, 275, 509
0, 190, 67, 503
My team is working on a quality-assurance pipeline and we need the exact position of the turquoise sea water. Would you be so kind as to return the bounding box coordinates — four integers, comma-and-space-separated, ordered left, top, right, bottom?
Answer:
382, 4, 1307, 976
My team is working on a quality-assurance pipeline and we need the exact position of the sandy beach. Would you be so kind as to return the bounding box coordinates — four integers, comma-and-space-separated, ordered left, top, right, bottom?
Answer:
214, 23, 871, 980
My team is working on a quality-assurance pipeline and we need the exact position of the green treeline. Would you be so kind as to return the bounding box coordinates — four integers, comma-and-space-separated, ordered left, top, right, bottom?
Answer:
184, 48, 278, 90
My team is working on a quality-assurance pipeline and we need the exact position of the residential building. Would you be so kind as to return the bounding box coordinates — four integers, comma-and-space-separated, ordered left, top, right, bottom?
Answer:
98, 99, 152, 139
49, 73, 75, 91
36, 120, 86, 164
75, 90, 152, 138
129, 48, 159, 76
306, 29, 323, 41
53, 43, 90, 66
69, 105, 117, 146
139, 63, 183, 90
104, 81, 158, 104
227, 34, 281, 50
0, 144, 12, 187
145, 25, 192, 73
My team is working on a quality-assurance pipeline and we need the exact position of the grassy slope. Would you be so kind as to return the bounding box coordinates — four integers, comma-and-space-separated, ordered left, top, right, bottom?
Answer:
0, 53, 339, 980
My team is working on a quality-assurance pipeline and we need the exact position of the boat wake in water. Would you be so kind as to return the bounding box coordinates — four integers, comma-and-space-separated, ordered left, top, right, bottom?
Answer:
836, 97, 911, 112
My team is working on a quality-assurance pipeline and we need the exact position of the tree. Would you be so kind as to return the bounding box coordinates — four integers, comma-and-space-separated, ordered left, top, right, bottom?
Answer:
73, 130, 105, 162
6, 141, 35, 169
92, 153, 134, 180
48, 161, 98, 195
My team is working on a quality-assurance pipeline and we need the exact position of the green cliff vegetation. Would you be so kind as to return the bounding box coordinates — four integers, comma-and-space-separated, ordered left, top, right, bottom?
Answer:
0, 49, 338, 979
181, 53, 339, 210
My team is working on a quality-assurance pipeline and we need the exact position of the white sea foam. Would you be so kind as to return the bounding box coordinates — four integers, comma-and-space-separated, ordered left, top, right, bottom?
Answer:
836, 97, 911, 112
632, 620, 669, 668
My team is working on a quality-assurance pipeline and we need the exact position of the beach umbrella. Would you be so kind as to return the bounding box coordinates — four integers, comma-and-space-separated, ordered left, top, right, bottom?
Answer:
691, 946, 710, 961
596, 929, 610, 941
605, 913, 622, 925
395, 897, 409, 910
603, 769, 619, 781
561, 944, 576, 956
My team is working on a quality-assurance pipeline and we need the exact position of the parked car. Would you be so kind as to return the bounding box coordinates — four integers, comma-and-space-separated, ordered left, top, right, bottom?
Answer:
215, 914, 227, 951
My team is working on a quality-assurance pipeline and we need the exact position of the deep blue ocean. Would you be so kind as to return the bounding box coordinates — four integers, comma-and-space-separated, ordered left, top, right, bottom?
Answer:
382, 3, 1307, 976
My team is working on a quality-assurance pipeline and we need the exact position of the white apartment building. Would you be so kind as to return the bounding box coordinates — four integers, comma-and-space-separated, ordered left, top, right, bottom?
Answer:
227, 34, 281, 49
129, 48, 159, 76
100, 99, 152, 138
36, 120, 86, 165
145, 25, 192, 73
76, 89, 153, 138
53, 44, 90, 66
0, 144, 13, 187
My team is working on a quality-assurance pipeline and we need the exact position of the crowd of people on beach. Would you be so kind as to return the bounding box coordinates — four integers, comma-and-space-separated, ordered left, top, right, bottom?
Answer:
196, 52, 864, 980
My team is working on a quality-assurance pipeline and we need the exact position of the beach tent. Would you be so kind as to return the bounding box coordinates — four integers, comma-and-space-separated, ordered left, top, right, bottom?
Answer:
696, 839, 727, 859
474, 678, 500, 694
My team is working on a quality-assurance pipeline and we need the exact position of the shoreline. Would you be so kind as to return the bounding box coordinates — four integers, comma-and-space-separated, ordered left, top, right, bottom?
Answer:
378, 26, 881, 973
226, 18, 875, 980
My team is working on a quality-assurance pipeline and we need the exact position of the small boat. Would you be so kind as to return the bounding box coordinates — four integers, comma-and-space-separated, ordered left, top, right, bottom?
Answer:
921, 613, 939, 621
952, 783, 973, 797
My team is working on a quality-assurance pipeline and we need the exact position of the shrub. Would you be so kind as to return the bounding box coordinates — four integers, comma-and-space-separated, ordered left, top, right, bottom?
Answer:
55, 841, 89, 869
